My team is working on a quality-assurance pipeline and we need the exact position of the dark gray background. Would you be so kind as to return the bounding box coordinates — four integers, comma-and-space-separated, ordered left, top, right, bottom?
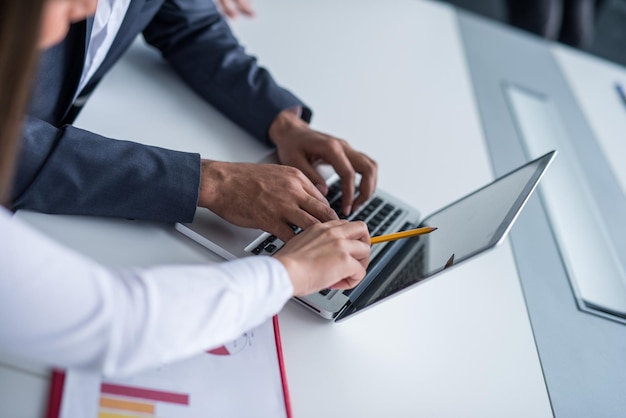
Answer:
437, 0, 626, 67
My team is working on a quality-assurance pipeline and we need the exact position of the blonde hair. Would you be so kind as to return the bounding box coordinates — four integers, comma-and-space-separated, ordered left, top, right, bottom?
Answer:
0, 0, 44, 205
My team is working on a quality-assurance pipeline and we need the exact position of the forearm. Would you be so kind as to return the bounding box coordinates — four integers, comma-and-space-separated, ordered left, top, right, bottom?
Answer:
268, 108, 311, 147
143, 0, 311, 143
13, 116, 201, 223
0, 208, 293, 376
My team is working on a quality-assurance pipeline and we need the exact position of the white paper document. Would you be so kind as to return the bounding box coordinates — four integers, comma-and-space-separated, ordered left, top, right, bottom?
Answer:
50, 318, 290, 418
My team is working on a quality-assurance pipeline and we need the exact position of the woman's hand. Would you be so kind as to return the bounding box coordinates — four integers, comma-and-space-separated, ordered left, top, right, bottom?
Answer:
275, 220, 371, 296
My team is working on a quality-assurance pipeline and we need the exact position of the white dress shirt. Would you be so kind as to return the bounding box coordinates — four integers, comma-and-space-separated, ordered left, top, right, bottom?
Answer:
0, 207, 293, 376
77, 0, 132, 94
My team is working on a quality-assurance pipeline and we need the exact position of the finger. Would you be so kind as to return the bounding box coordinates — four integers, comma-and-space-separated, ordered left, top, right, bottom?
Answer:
330, 276, 364, 290
329, 259, 368, 289
347, 235, 372, 261
219, 0, 237, 18
289, 167, 332, 204
299, 194, 338, 223
272, 222, 300, 243
236, 0, 255, 16
285, 210, 321, 235
290, 155, 329, 196
329, 155, 355, 216
356, 249, 371, 271
314, 219, 349, 231
305, 137, 356, 216
331, 231, 372, 266
352, 156, 378, 211
322, 149, 356, 216
338, 220, 371, 245
327, 240, 370, 289
292, 174, 337, 222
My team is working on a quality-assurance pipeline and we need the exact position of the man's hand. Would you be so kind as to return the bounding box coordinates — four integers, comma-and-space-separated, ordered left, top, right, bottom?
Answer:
269, 110, 378, 217
198, 160, 338, 242
215, 0, 255, 18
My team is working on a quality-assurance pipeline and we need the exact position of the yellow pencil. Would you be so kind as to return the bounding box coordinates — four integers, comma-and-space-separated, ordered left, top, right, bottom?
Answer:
370, 226, 438, 245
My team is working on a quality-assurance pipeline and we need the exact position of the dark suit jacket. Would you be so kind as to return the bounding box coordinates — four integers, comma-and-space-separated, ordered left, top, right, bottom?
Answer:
13, 0, 311, 222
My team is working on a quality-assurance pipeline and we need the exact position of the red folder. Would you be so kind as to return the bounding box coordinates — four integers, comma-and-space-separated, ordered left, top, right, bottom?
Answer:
46, 316, 292, 418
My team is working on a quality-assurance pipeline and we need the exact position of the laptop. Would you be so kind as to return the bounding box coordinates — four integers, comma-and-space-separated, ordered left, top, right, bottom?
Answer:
176, 151, 555, 321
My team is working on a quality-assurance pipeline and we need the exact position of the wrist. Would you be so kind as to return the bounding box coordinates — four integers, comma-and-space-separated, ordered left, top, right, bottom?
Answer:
268, 109, 307, 147
198, 159, 222, 208
275, 255, 305, 296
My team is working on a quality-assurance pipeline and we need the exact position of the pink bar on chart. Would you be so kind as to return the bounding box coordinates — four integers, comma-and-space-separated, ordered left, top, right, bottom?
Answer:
101, 383, 189, 405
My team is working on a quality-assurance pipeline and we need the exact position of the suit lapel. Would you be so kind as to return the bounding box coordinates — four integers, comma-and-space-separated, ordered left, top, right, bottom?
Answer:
65, 19, 89, 100
28, 20, 88, 124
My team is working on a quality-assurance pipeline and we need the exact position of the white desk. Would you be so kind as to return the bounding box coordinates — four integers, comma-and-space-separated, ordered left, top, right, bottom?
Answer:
6, 0, 623, 416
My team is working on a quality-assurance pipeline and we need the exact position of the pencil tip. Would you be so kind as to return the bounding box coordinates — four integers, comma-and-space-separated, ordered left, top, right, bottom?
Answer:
431, 227, 438, 231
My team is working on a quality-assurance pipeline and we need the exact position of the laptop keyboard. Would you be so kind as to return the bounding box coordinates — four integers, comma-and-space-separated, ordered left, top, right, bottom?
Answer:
325, 181, 403, 236
251, 179, 404, 258
372, 242, 426, 303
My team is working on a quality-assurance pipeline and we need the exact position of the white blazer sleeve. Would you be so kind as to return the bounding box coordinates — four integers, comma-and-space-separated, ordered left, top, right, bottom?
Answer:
0, 208, 293, 377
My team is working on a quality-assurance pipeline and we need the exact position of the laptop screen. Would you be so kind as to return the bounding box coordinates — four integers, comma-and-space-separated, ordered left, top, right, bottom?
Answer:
336, 151, 555, 321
